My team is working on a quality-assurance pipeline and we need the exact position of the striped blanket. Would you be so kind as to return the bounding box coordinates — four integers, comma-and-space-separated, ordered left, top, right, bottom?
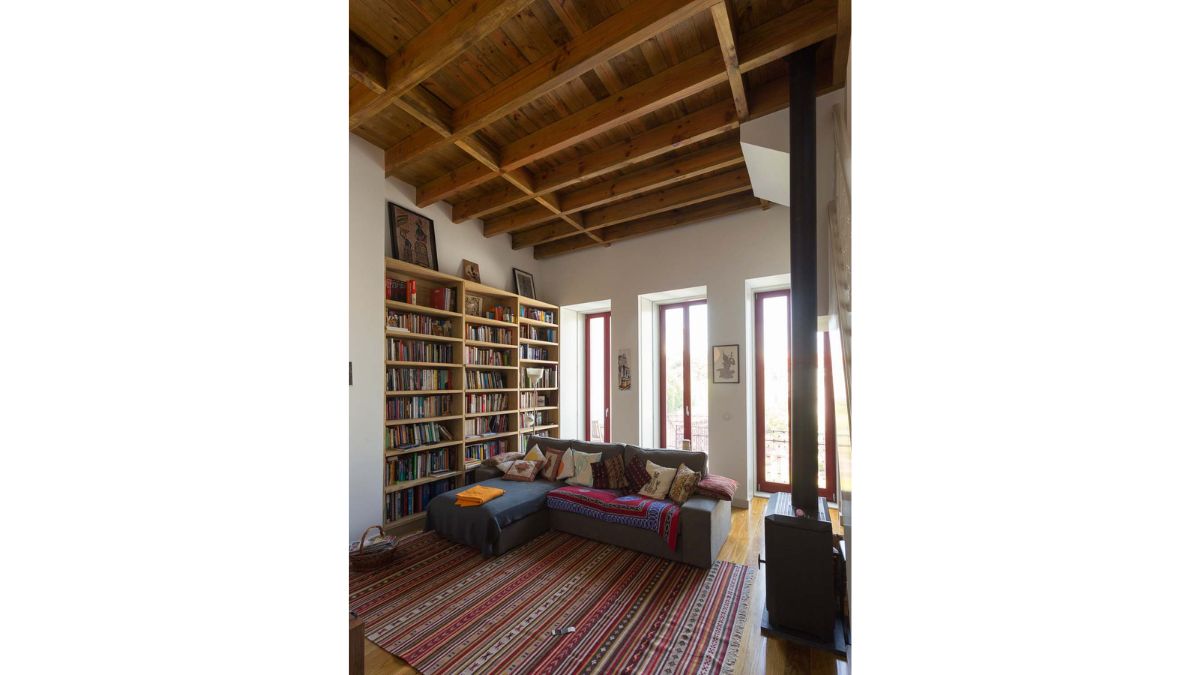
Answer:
545, 486, 681, 550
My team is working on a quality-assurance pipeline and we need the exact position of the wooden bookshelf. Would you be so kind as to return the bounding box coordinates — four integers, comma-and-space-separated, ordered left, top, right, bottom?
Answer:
381, 258, 560, 531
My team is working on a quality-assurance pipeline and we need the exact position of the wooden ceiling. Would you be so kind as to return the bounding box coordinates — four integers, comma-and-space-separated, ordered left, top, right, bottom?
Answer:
350, 0, 849, 258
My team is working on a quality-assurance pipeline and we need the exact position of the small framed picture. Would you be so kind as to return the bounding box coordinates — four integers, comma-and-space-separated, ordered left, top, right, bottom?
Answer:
462, 259, 481, 282
712, 344, 740, 383
388, 202, 438, 271
465, 295, 483, 317
513, 267, 536, 299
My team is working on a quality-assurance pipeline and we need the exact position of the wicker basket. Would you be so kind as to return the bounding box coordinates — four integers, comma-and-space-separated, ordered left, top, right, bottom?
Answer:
349, 525, 399, 571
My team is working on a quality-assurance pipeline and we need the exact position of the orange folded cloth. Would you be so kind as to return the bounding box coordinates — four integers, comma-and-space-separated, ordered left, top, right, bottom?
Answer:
455, 485, 505, 507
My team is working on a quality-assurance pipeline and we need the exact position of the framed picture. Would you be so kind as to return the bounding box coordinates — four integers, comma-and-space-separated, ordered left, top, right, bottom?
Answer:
712, 344, 740, 383
464, 295, 483, 317
618, 349, 632, 390
388, 202, 438, 271
513, 267, 536, 298
462, 259, 481, 282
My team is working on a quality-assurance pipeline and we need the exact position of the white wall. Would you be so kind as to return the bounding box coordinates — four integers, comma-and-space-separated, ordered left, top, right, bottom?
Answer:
348, 134, 544, 539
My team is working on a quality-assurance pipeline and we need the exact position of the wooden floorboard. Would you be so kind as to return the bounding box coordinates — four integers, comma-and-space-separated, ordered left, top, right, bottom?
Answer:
360, 496, 843, 674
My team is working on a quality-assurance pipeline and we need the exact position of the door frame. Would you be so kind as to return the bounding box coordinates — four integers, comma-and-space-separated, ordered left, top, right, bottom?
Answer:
658, 299, 706, 448
583, 311, 611, 442
755, 289, 792, 492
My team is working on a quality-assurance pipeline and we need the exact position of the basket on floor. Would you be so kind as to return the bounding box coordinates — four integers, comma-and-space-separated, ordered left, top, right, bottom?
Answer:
349, 525, 399, 571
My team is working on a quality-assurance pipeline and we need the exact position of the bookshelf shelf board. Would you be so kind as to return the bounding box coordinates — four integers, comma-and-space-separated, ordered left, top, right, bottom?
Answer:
518, 295, 557, 310
465, 339, 518, 349
386, 330, 459, 343
464, 409, 518, 418
385, 470, 465, 494
387, 389, 463, 395
385, 360, 463, 368
465, 280, 518, 298
464, 430, 519, 441
465, 364, 518, 370
521, 386, 559, 391
463, 461, 482, 470
466, 387, 518, 393
384, 414, 460, 426
383, 512, 427, 529
465, 315, 517, 327
385, 439, 464, 457
386, 257, 467, 284
519, 337, 558, 347
519, 406, 558, 412
518, 316, 558, 328
385, 299, 462, 318
519, 358, 557, 365
521, 424, 559, 433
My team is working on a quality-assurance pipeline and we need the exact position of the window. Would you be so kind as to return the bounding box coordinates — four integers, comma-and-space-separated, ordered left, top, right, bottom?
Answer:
584, 312, 610, 442
659, 300, 707, 450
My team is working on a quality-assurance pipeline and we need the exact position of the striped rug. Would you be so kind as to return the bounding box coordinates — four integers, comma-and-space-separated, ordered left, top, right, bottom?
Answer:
349, 530, 755, 674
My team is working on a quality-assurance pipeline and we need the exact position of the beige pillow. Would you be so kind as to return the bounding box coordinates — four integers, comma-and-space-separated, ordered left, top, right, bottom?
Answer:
668, 463, 700, 504
566, 451, 602, 487
554, 448, 577, 480
638, 461, 677, 500
524, 445, 545, 463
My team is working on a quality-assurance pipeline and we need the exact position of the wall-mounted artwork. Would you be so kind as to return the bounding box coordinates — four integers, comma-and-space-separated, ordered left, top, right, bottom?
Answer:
512, 267, 536, 298
618, 349, 632, 391
461, 259, 481, 282
388, 202, 438, 271
712, 344, 740, 383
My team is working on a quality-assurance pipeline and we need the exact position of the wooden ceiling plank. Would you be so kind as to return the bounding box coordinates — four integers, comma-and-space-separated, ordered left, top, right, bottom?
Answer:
350, 31, 388, 94
350, 0, 538, 129
533, 191, 760, 258
416, 162, 499, 206
545, 0, 624, 95
832, 0, 851, 89
709, 1, 749, 120
737, 0, 838, 73
451, 184, 528, 222
482, 204, 562, 236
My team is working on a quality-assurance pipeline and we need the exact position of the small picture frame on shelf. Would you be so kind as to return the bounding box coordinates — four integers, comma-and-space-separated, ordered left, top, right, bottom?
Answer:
462, 259, 481, 282
388, 202, 438, 271
712, 344, 740, 383
465, 295, 483, 317
512, 267, 536, 299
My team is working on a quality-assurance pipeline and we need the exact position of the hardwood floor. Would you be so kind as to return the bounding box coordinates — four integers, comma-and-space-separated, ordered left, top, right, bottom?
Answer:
361, 497, 847, 675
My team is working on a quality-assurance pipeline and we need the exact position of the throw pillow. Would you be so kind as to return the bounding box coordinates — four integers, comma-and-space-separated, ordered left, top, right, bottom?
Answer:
625, 455, 652, 493
566, 451, 602, 487
668, 463, 700, 505
591, 459, 611, 488
695, 474, 737, 501
495, 459, 518, 473
540, 446, 567, 481
555, 448, 577, 480
638, 461, 677, 500
483, 451, 524, 467
502, 459, 544, 482
524, 445, 546, 463
602, 455, 628, 490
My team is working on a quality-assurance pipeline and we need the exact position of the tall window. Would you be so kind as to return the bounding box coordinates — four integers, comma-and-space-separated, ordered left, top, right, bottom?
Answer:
659, 300, 708, 450
754, 289, 836, 497
585, 312, 610, 442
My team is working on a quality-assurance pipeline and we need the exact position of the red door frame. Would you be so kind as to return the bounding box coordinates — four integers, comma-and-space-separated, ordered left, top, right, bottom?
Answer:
583, 311, 611, 442
755, 290, 792, 492
658, 299, 706, 448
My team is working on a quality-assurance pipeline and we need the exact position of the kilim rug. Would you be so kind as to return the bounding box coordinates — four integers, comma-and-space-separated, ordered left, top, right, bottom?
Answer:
349, 530, 755, 674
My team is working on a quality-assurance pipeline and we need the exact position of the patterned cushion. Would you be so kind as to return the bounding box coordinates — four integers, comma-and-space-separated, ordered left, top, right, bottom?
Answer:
566, 451, 602, 487
591, 459, 611, 488
555, 448, 577, 480
524, 445, 546, 463
668, 463, 700, 505
540, 446, 567, 481
637, 461, 677, 500
602, 455, 627, 490
502, 459, 544, 482
695, 474, 737, 501
483, 451, 524, 467
624, 455, 652, 493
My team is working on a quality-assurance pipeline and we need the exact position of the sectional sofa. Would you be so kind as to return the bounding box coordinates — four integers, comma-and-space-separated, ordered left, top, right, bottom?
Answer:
425, 436, 733, 568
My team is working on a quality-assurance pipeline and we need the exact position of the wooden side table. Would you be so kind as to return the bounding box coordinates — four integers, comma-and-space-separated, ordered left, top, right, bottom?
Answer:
349, 613, 364, 675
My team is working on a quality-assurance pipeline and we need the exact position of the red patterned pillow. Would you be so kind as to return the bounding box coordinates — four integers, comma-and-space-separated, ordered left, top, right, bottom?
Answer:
591, 460, 612, 489
624, 456, 652, 493
695, 474, 737, 501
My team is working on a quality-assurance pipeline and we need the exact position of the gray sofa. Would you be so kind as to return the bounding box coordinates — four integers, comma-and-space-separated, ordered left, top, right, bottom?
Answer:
427, 436, 732, 568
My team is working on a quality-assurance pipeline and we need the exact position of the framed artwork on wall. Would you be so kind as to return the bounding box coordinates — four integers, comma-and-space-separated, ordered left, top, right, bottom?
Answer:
712, 344, 740, 383
461, 259, 481, 282
512, 267, 536, 298
387, 202, 438, 271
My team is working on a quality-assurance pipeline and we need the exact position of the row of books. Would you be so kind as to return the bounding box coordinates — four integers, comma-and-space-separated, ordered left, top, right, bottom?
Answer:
386, 394, 453, 421
522, 367, 558, 388
520, 325, 557, 342
386, 278, 418, 303
385, 478, 454, 521
386, 448, 453, 483
388, 422, 454, 449
466, 439, 509, 464
465, 414, 510, 438
466, 393, 509, 414
468, 325, 513, 344
522, 411, 548, 428
466, 346, 511, 366
467, 300, 514, 323
519, 307, 556, 323
386, 310, 454, 337
519, 345, 551, 361
519, 392, 548, 409
427, 287, 458, 312
387, 367, 454, 392
465, 370, 509, 390
387, 338, 455, 363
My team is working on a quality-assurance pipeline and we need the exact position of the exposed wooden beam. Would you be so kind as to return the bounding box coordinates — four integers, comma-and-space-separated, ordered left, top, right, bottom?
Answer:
832, 0, 851, 89
710, 1, 749, 120
737, 0, 838, 73
452, 184, 528, 223
511, 166, 751, 248
533, 192, 760, 258
349, 32, 387, 94
349, 0, 537, 130
416, 162, 498, 207
483, 204, 562, 237
545, 0, 625, 95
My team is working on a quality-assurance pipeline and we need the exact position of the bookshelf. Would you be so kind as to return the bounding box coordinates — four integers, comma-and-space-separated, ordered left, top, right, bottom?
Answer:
381, 258, 560, 531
